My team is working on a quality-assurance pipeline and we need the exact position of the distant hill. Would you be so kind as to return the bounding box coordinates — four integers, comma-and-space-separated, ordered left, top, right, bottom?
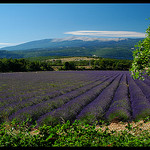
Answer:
0, 37, 143, 59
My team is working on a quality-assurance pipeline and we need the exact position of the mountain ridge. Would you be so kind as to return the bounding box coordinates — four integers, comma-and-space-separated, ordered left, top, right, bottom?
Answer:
0, 37, 143, 60
0, 37, 137, 51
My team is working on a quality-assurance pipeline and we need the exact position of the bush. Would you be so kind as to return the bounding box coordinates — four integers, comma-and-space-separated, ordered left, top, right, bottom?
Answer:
130, 21, 150, 80
1, 118, 150, 147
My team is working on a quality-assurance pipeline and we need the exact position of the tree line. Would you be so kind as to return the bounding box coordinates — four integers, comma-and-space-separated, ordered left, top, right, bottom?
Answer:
0, 58, 53, 72
59, 58, 132, 70
0, 57, 132, 72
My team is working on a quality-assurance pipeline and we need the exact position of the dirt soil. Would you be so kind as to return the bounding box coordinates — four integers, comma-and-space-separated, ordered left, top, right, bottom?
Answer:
47, 57, 97, 63
95, 119, 150, 136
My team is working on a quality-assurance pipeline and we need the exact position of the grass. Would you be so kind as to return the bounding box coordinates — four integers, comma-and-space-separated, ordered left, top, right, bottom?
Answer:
1, 117, 150, 147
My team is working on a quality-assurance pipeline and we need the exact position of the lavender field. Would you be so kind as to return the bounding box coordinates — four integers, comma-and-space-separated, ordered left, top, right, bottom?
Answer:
0, 71, 150, 126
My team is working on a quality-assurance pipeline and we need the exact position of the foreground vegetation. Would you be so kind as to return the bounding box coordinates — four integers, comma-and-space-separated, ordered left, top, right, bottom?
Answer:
1, 118, 150, 147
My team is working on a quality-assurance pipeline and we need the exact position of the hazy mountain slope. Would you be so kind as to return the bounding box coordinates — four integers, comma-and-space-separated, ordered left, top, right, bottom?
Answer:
0, 37, 143, 59
1, 37, 142, 51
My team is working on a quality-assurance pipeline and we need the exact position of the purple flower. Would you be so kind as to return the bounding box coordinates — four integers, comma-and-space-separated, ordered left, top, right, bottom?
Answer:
37, 73, 122, 126
127, 74, 150, 120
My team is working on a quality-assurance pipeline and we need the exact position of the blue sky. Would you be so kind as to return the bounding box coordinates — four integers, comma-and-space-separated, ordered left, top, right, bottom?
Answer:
0, 3, 150, 47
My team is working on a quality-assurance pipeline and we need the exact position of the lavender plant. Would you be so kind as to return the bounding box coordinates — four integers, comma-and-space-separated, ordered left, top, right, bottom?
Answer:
105, 74, 132, 122
76, 74, 122, 124
8, 73, 111, 123
127, 74, 150, 120
0, 70, 150, 126
37, 74, 120, 126
134, 78, 150, 102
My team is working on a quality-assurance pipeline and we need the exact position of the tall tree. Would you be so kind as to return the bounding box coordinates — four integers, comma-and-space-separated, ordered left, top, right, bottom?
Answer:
130, 20, 150, 80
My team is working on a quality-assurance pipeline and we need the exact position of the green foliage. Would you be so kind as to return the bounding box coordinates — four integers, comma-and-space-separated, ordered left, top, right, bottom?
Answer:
0, 57, 132, 72
0, 58, 53, 72
1, 118, 150, 147
130, 23, 150, 80
62, 62, 76, 70
91, 58, 132, 70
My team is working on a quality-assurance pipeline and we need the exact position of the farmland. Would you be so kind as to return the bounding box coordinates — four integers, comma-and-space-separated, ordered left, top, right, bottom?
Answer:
0, 70, 150, 127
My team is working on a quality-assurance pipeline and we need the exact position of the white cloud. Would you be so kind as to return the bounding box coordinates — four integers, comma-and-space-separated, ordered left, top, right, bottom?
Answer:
52, 36, 127, 42
0, 43, 13, 45
0, 43, 14, 48
64, 30, 146, 38
0, 42, 23, 48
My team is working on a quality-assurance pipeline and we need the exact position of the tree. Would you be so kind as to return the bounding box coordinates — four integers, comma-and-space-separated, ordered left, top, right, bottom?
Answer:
99, 59, 105, 70
28, 61, 41, 71
130, 22, 150, 80
63, 62, 76, 70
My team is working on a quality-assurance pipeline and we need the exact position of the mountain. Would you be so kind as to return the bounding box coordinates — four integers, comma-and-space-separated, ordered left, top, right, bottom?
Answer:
0, 37, 129, 51
0, 37, 143, 60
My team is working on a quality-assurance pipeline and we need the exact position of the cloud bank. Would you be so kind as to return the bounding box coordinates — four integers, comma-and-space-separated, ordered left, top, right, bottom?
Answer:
51, 36, 127, 42
0, 43, 13, 45
64, 30, 146, 38
0, 43, 14, 48
0, 42, 23, 48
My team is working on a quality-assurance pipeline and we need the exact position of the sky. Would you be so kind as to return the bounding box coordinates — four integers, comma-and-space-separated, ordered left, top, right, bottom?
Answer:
0, 3, 150, 48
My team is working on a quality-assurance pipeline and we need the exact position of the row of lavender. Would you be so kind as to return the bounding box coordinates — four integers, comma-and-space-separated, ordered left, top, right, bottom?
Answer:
0, 71, 150, 125
0, 71, 117, 122
36, 71, 150, 126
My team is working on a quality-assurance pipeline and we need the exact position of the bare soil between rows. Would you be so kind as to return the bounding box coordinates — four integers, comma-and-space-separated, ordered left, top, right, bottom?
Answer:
95, 119, 150, 136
